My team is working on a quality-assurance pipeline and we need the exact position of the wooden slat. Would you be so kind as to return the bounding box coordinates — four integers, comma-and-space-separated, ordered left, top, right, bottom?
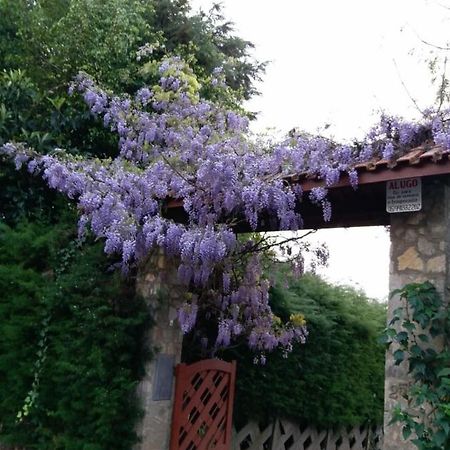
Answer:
179, 374, 229, 449
170, 360, 236, 450
232, 420, 383, 450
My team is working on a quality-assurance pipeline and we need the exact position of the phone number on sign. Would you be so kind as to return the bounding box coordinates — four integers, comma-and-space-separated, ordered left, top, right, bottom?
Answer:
387, 203, 421, 212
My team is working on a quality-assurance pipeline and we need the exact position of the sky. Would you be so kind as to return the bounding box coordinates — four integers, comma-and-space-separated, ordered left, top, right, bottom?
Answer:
190, 0, 449, 300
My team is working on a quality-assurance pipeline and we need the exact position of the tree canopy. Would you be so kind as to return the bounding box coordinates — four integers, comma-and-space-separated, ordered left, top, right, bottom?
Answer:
0, 0, 263, 98
1, 0, 449, 447
0, 0, 264, 222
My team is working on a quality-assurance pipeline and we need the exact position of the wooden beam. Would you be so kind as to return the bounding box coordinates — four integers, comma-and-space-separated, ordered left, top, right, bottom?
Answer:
163, 170, 450, 231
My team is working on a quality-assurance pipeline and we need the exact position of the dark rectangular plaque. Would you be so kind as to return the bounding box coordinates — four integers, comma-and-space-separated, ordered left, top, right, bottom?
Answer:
152, 353, 175, 401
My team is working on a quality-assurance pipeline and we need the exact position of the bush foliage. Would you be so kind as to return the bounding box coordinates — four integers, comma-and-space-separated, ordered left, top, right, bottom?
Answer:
226, 271, 387, 428
0, 216, 150, 449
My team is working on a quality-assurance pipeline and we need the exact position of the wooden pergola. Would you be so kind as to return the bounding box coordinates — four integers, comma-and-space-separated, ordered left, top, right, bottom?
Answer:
167, 142, 450, 230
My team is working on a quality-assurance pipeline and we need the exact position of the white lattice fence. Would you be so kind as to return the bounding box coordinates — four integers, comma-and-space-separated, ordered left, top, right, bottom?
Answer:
232, 419, 383, 450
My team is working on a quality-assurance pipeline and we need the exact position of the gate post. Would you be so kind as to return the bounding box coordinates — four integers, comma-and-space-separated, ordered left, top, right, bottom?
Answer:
385, 176, 450, 450
134, 250, 185, 450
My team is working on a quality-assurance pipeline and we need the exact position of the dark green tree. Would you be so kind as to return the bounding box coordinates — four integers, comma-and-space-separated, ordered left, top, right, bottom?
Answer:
0, 217, 150, 449
0, 0, 263, 97
0, 0, 265, 221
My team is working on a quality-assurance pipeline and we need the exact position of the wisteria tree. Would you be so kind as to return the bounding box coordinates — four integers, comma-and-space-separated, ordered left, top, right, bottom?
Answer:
3, 56, 450, 361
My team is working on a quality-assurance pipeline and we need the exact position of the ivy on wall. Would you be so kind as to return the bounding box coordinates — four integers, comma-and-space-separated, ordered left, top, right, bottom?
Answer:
381, 282, 450, 450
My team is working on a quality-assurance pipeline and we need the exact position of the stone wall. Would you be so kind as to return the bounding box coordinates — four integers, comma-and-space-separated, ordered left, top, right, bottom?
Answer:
134, 250, 185, 450
384, 176, 450, 450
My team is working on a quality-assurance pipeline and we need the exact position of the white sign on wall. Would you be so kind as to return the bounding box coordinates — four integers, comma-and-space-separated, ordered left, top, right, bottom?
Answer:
386, 177, 422, 213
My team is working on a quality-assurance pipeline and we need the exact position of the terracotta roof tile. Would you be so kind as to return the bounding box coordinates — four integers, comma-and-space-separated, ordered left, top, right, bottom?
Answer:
295, 143, 450, 191
420, 147, 444, 162
397, 148, 423, 164
352, 144, 449, 176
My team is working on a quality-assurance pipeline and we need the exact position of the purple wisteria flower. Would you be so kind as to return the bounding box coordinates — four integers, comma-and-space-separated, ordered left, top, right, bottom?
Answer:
3, 56, 450, 357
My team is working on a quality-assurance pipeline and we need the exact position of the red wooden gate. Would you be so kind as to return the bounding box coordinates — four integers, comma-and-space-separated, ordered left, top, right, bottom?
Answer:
170, 359, 236, 450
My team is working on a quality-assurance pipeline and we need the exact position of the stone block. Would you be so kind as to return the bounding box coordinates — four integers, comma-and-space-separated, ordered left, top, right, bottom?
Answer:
431, 224, 446, 235
426, 254, 446, 273
397, 247, 424, 271
417, 237, 435, 256
394, 226, 406, 238
396, 228, 418, 244
405, 212, 424, 225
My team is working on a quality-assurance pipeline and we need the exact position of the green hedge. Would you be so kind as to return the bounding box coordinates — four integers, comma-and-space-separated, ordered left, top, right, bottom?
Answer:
225, 271, 387, 428
0, 218, 150, 449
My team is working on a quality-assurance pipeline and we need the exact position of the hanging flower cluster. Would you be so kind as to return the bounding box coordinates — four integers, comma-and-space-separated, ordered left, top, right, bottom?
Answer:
2, 56, 450, 358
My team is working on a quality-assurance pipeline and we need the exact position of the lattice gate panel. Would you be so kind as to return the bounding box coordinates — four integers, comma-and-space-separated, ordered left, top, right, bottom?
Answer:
232, 420, 383, 450
170, 359, 237, 450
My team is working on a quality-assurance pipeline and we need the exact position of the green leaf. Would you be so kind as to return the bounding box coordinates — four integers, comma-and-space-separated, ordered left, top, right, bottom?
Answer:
404, 321, 416, 332
441, 420, 450, 435
437, 368, 450, 378
394, 349, 405, 365
378, 333, 392, 344
402, 425, 412, 440
395, 331, 409, 344
433, 430, 447, 447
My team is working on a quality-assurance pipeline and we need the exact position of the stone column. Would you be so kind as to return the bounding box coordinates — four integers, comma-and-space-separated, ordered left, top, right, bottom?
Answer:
134, 250, 185, 450
384, 176, 450, 450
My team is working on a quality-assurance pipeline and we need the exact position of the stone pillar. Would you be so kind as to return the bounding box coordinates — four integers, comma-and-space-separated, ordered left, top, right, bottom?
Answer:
134, 250, 185, 450
384, 176, 450, 450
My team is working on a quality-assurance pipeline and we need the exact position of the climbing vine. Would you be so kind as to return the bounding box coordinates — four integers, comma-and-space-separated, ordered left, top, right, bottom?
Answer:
381, 282, 450, 450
